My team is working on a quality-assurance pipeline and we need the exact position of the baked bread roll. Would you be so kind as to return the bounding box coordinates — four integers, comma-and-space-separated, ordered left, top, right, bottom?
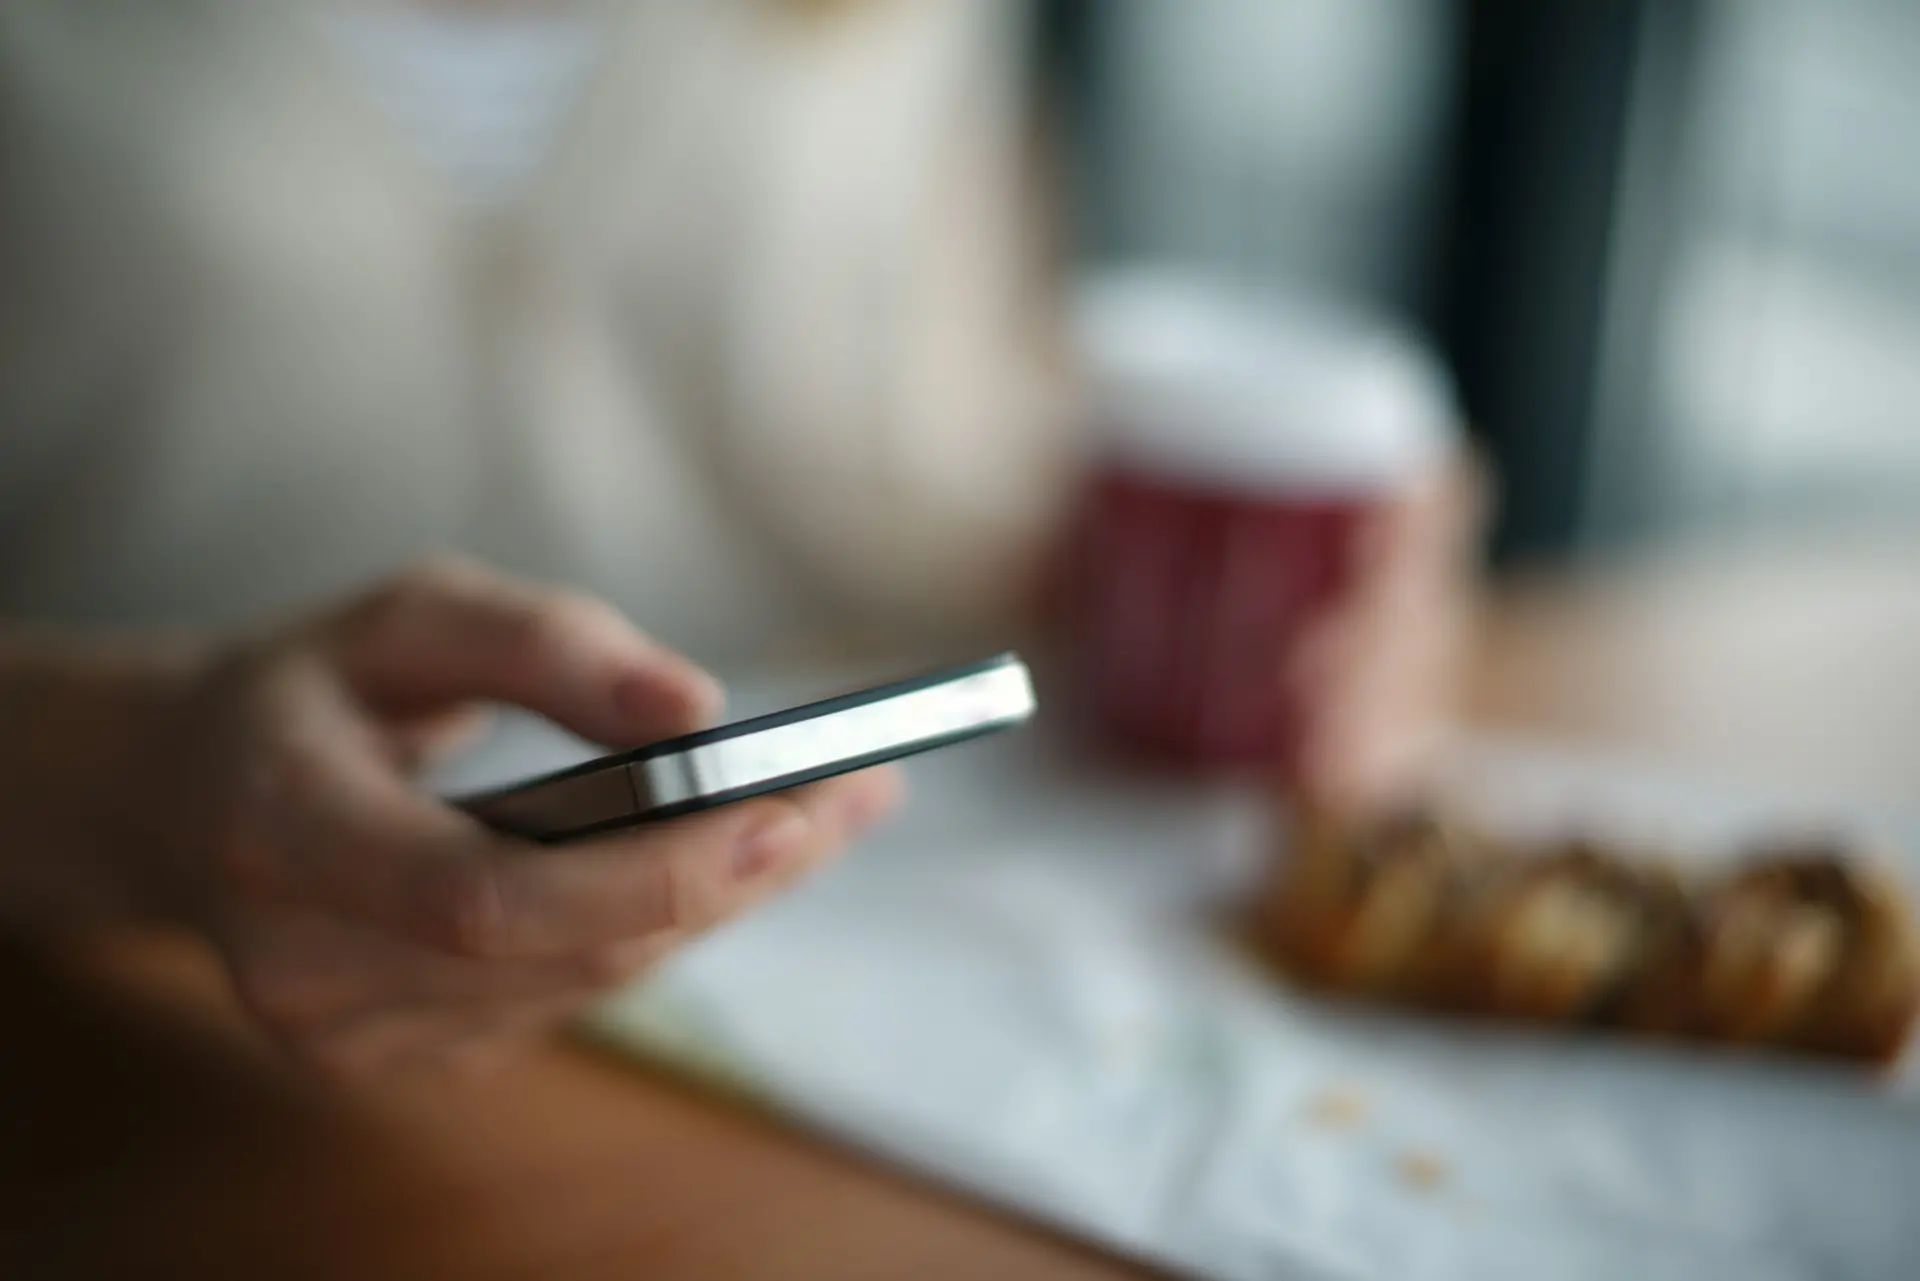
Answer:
1256, 809, 1920, 1065
1261, 809, 1473, 999
1436, 842, 1679, 1024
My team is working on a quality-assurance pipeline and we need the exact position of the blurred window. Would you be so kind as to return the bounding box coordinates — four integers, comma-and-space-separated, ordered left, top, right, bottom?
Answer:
1649, 0, 1920, 534
1059, 0, 1457, 319
1041, 0, 1920, 556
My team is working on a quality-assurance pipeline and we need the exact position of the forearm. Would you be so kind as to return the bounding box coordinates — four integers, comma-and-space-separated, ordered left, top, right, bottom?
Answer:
0, 630, 209, 929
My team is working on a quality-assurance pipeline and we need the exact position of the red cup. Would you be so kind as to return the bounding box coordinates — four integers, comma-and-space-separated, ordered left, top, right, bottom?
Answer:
1064, 272, 1457, 777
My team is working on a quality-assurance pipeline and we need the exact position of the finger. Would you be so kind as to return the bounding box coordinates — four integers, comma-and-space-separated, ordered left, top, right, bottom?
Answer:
1288, 607, 1463, 765
1292, 609, 1461, 812
293, 1008, 449, 1083
322, 557, 724, 748
266, 715, 897, 961
1296, 722, 1442, 813
1351, 456, 1486, 595
387, 704, 495, 772
435, 992, 594, 1076
1289, 576, 1468, 699
444, 766, 903, 958
335, 987, 597, 1083
228, 907, 633, 1032
251, 669, 898, 960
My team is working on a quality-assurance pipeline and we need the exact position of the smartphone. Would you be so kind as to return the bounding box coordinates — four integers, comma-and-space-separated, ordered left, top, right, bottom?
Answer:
456, 653, 1036, 843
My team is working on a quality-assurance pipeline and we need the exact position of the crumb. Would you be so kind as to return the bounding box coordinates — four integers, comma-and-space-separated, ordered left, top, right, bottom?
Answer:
1396, 1151, 1448, 1193
1302, 1088, 1369, 1130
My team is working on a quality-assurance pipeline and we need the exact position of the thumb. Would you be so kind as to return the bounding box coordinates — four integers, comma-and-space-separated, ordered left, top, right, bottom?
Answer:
319, 559, 724, 748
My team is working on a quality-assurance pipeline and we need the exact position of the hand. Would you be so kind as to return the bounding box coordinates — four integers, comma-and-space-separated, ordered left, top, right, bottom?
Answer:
149, 559, 900, 1079
1285, 456, 1487, 811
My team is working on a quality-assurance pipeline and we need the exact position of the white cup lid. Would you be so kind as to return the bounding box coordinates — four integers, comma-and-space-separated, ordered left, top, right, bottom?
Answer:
1075, 268, 1458, 494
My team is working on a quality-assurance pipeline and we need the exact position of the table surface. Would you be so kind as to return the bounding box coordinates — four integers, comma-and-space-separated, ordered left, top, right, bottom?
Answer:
8, 540, 1919, 1280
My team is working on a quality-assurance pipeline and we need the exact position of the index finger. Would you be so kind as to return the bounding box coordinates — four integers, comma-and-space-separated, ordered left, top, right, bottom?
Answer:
321, 558, 724, 748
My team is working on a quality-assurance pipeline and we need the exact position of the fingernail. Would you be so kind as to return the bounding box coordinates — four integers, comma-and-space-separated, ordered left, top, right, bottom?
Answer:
733, 809, 809, 880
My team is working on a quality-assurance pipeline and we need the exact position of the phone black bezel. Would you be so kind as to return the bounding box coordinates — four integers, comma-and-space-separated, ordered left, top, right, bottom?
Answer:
456, 653, 1027, 842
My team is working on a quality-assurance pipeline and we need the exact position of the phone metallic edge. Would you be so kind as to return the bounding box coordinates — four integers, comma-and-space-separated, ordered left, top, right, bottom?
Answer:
455, 653, 1036, 843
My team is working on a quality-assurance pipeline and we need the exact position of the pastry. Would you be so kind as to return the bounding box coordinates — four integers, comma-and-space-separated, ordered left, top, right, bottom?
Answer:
1256, 808, 1920, 1066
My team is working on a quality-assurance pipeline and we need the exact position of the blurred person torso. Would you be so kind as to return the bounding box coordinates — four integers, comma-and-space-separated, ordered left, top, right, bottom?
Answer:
0, 0, 1065, 661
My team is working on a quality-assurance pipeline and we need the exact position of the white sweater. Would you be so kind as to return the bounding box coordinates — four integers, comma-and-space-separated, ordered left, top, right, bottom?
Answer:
0, 0, 1068, 663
